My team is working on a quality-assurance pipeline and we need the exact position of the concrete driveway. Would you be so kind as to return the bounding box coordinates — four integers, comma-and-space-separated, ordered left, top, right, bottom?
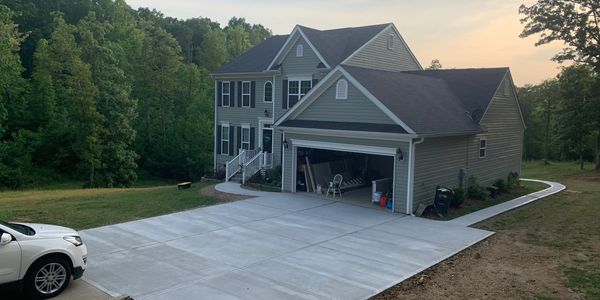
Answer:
81, 193, 492, 300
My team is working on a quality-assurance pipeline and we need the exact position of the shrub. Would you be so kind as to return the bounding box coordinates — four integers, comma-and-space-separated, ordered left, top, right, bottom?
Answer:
506, 172, 520, 190
494, 178, 508, 193
451, 187, 465, 208
467, 176, 488, 200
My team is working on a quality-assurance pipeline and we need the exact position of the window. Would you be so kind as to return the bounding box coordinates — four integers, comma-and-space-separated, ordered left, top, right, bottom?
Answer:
388, 33, 395, 50
336, 79, 348, 100
241, 126, 250, 150
241, 81, 251, 107
264, 81, 273, 102
221, 125, 230, 155
296, 44, 304, 57
479, 138, 487, 158
222, 81, 231, 107
288, 79, 312, 107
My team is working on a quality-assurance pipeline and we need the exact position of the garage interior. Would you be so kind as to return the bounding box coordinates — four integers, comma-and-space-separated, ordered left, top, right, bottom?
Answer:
295, 147, 395, 210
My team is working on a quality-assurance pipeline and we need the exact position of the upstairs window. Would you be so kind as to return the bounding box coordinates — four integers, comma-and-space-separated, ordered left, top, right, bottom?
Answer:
242, 81, 251, 107
336, 79, 348, 100
264, 81, 273, 102
388, 33, 395, 50
288, 79, 312, 107
296, 44, 304, 57
479, 138, 487, 158
222, 81, 231, 107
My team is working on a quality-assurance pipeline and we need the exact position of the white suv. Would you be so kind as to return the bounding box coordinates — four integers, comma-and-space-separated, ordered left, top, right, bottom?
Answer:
0, 220, 88, 299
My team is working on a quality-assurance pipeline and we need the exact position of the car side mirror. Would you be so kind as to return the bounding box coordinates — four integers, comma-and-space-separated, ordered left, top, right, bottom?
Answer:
0, 233, 12, 246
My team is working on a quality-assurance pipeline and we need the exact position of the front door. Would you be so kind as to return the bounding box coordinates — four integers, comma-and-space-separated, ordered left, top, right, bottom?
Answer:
262, 128, 273, 153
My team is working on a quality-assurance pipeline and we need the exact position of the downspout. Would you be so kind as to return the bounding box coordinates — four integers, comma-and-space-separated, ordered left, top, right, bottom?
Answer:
407, 137, 424, 216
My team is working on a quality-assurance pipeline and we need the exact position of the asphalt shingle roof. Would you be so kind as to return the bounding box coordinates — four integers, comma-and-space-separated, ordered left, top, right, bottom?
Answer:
343, 66, 507, 135
214, 35, 288, 74
213, 24, 389, 74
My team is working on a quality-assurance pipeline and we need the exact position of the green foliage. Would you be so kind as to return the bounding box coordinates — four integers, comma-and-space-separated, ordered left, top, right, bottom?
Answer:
451, 187, 465, 208
426, 59, 442, 70
0, 1, 272, 188
506, 171, 520, 190
467, 175, 488, 200
493, 178, 507, 193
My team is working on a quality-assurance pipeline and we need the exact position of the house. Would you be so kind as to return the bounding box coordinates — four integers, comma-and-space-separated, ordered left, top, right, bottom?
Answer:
211, 23, 525, 214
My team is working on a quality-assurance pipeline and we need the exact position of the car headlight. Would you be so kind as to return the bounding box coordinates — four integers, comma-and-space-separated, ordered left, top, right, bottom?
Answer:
63, 236, 83, 247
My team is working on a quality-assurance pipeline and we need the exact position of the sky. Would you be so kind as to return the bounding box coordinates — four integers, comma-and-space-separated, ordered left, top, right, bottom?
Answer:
125, 0, 567, 86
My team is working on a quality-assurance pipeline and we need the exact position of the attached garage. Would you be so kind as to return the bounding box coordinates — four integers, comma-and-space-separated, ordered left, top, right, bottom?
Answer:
281, 131, 411, 213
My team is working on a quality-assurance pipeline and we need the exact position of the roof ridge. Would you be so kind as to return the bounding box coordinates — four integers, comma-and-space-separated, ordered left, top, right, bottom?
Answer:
297, 23, 391, 33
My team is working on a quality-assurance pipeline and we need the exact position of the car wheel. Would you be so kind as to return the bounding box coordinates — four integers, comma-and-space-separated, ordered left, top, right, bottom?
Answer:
25, 257, 71, 299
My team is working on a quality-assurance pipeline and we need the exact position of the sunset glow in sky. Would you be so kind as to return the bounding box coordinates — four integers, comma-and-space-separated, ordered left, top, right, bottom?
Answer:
126, 0, 567, 86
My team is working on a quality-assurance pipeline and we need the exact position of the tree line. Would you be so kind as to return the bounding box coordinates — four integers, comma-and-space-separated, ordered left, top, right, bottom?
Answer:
0, 0, 271, 189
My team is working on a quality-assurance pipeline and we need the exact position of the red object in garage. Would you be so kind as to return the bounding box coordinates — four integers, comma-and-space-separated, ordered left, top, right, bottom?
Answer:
379, 196, 388, 208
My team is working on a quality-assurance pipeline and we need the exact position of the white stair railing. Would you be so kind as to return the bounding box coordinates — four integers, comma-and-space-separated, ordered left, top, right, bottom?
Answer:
225, 150, 245, 182
242, 151, 264, 184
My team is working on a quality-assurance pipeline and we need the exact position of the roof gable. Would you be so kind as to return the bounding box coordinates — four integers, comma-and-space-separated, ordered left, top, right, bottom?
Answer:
266, 26, 330, 71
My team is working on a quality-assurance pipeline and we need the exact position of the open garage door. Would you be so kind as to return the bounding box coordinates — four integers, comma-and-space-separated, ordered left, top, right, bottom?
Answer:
291, 140, 398, 211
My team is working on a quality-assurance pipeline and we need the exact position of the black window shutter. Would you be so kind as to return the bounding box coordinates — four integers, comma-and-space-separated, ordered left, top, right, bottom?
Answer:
237, 127, 241, 154
217, 81, 222, 107
282, 80, 288, 109
250, 81, 256, 108
312, 78, 319, 88
230, 81, 235, 106
250, 127, 255, 150
237, 81, 242, 107
216, 125, 221, 154
229, 127, 234, 156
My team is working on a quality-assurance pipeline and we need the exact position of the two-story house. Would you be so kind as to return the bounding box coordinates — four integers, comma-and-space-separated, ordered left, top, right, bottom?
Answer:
211, 23, 524, 215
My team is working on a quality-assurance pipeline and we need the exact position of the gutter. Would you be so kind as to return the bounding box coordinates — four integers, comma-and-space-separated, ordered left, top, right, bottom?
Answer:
210, 70, 280, 79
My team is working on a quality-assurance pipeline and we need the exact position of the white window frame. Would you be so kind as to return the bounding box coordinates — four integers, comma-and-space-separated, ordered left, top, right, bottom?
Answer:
479, 138, 487, 158
287, 77, 312, 108
296, 44, 304, 57
263, 81, 273, 103
221, 125, 230, 155
222, 81, 231, 107
388, 33, 395, 50
336, 79, 348, 100
241, 81, 251, 108
241, 124, 250, 150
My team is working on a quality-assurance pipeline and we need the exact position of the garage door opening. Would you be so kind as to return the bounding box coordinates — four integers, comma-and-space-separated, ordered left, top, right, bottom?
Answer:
295, 147, 395, 209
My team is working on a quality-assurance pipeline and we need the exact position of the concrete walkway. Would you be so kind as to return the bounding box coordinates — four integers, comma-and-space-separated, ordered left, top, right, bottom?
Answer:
215, 181, 274, 197
450, 179, 565, 226
80, 179, 563, 300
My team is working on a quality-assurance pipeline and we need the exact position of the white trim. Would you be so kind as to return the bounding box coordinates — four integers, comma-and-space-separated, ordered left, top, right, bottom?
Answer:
241, 81, 251, 108
281, 131, 286, 192
278, 126, 414, 142
213, 80, 217, 171
258, 119, 274, 154
392, 153, 397, 213
272, 74, 276, 123
335, 79, 348, 100
290, 139, 396, 156
291, 146, 297, 192
478, 137, 487, 158
407, 137, 424, 214
287, 78, 313, 109
296, 44, 304, 57
338, 68, 416, 134
263, 81, 273, 103
221, 125, 230, 155
387, 33, 395, 50
286, 75, 312, 81
266, 26, 330, 71
406, 139, 413, 214
219, 121, 230, 126
241, 125, 250, 151
221, 81, 231, 107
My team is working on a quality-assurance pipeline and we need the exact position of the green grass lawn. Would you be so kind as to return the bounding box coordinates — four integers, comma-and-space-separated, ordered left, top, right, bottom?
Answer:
478, 161, 600, 299
0, 181, 218, 230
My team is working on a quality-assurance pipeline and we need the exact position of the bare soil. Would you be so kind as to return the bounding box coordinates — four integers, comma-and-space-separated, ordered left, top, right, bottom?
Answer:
372, 233, 582, 300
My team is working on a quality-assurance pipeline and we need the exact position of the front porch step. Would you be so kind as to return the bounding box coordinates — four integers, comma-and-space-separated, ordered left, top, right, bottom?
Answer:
229, 173, 243, 183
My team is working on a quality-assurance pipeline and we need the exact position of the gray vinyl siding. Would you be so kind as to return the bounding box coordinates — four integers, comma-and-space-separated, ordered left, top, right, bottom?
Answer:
345, 27, 421, 72
467, 76, 524, 185
281, 132, 409, 213
294, 77, 396, 124
413, 136, 470, 210
274, 35, 325, 120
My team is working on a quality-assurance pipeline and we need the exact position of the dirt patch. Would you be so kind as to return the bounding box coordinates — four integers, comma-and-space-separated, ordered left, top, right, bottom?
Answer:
199, 184, 254, 203
371, 233, 583, 300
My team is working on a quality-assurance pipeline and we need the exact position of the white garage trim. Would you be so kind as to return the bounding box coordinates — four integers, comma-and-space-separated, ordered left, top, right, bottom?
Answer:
290, 139, 397, 156
290, 139, 398, 211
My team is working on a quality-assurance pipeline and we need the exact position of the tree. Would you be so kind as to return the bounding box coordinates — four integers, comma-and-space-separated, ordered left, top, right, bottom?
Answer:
557, 65, 595, 169
225, 25, 251, 58
199, 29, 228, 71
536, 79, 560, 164
519, 0, 600, 73
426, 59, 443, 70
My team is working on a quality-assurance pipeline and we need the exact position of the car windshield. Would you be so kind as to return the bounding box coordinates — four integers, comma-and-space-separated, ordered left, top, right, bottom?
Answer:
0, 219, 35, 236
